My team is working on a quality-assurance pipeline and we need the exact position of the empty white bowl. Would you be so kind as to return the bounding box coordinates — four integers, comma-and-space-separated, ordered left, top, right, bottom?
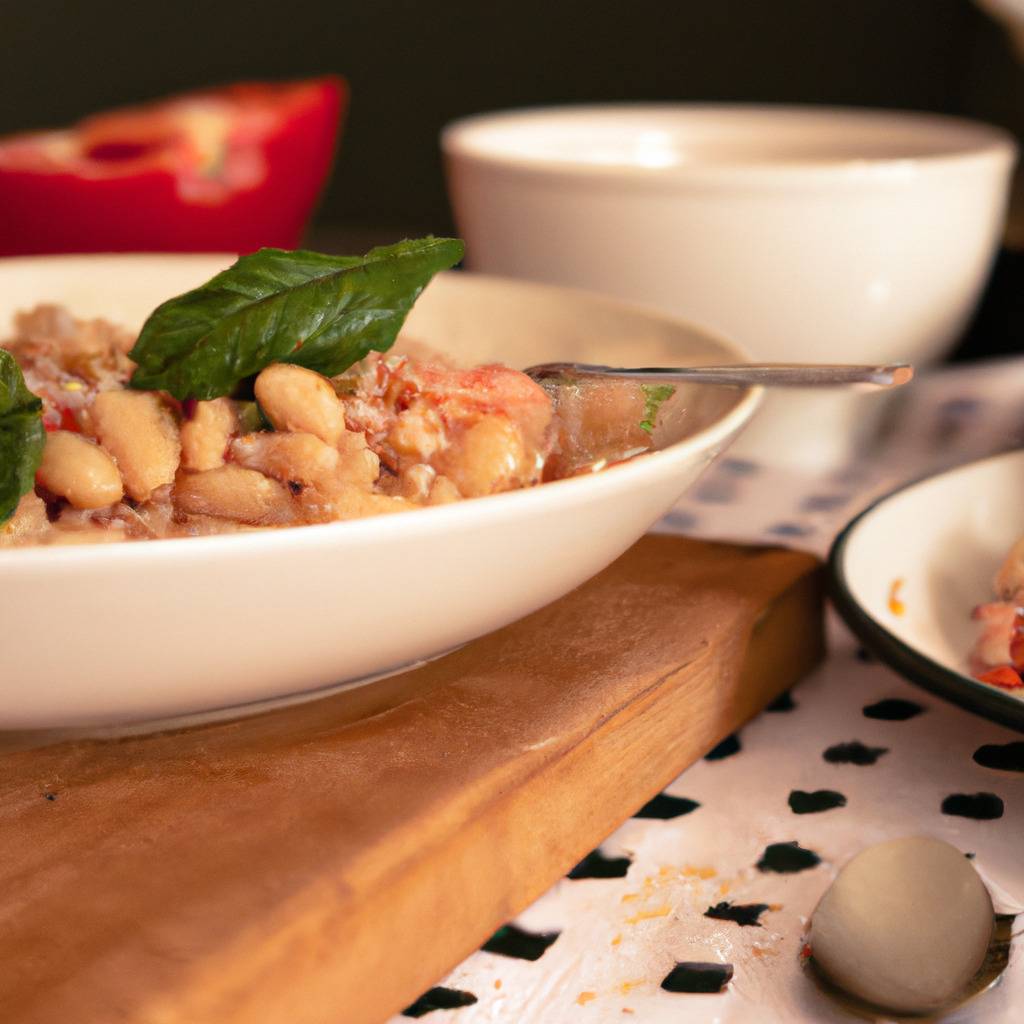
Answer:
0, 254, 758, 728
443, 104, 1017, 466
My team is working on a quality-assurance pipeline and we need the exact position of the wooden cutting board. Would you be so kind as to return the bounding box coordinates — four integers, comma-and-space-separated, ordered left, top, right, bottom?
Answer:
0, 534, 823, 1024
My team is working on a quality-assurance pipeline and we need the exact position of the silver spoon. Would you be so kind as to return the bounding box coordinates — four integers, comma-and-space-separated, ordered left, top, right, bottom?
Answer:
524, 361, 913, 390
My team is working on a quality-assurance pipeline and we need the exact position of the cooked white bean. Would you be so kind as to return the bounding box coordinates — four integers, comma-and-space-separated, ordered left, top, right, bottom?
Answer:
231, 432, 342, 498
336, 430, 380, 490
428, 475, 461, 505
254, 364, 346, 445
174, 465, 294, 525
180, 398, 238, 472
439, 415, 527, 497
92, 391, 180, 501
37, 430, 123, 509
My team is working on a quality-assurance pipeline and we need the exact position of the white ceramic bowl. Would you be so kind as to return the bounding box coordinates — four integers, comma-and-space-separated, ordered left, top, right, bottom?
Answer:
443, 104, 1018, 467
830, 450, 1024, 730
0, 254, 758, 728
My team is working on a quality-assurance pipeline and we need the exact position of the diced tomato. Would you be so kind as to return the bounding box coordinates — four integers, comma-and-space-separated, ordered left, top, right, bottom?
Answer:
43, 406, 82, 433
0, 76, 345, 256
976, 665, 1024, 689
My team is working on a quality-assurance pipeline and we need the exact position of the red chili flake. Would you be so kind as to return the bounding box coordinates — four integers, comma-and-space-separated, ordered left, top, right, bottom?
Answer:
976, 665, 1024, 690
800, 943, 812, 959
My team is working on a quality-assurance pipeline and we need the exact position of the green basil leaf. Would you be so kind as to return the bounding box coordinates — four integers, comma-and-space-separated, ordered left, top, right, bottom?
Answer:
128, 237, 464, 400
0, 349, 45, 523
639, 383, 675, 434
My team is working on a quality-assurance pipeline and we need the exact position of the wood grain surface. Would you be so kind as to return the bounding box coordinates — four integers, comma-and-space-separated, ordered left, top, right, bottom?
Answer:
0, 534, 823, 1024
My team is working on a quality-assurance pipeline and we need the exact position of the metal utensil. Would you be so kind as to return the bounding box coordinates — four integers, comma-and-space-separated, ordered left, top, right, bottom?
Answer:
524, 362, 913, 390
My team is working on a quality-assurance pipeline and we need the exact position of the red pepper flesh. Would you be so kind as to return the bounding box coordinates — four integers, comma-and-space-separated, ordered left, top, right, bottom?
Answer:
0, 76, 346, 256
976, 665, 1024, 689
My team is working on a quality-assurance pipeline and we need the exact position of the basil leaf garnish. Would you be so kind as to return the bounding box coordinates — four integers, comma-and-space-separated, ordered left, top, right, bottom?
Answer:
0, 350, 45, 523
129, 237, 464, 400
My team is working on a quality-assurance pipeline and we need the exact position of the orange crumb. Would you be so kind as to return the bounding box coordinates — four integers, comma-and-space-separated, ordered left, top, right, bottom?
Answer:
576, 991, 597, 1006
768, 903, 782, 912
618, 979, 644, 995
751, 946, 777, 959
888, 578, 906, 616
620, 892, 640, 903
494, 979, 502, 990
717, 880, 731, 896
610, 933, 622, 946
622, 1010, 635, 1016
682, 865, 716, 879
625, 904, 671, 925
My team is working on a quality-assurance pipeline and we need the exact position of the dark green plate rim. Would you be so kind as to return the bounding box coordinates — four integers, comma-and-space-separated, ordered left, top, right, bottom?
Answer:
828, 457, 1024, 733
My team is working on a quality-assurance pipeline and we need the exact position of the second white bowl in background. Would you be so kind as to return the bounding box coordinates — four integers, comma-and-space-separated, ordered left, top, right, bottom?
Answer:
443, 104, 1017, 467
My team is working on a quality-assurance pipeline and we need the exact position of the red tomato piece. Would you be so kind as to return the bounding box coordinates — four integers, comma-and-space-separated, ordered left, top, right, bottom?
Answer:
0, 76, 346, 256
976, 665, 1024, 689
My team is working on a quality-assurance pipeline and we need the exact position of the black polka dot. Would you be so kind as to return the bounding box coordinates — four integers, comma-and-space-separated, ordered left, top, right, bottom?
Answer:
941, 792, 1004, 820
402, 987, 478, 1017
854, 647, 876, 663
704, 901, 771, 927
862, 698, 924, 721
973, 741, 1024, 772
567, 848, 632, 880
766, 690, 796, 712
661, 962, 733, 993
42, 791, 57, 801
940, 397, 981, 417
633, 793, 700, 820
662, 510, 698, 531
767, 522, 813, 538
694, 481, 736, 504
720, 458, 759, 476
705, 733, 741, 761
788, 789, 846, 814
482, 924, 559, 961
801, 494, 851, 512
756, 841, 821, 873
823, 741, 888, 765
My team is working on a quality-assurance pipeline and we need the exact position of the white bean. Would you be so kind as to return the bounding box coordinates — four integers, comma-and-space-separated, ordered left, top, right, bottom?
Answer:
254, 364, 346, 445
37, 430, 123, 509
174, 465, 294, 525
180, 398, 238, 472
92, 391, 180, 501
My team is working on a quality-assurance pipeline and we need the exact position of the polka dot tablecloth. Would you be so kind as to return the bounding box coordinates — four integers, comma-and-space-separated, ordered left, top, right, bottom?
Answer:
392, 359, 1024, 1023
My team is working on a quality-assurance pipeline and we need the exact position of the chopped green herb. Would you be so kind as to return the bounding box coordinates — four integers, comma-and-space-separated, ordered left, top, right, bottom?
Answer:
639, 383, 675, 433
0, 350, 45, 523
128, 237, 464, 400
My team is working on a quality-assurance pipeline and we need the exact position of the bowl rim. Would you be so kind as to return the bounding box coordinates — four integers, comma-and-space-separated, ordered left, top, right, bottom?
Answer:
0, 258, 762, 570
828, 450, 1024, 732
442, 102, 1019, 188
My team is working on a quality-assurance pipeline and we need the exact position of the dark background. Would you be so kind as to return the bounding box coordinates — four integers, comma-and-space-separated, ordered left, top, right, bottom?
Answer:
3, 0, 1022, 355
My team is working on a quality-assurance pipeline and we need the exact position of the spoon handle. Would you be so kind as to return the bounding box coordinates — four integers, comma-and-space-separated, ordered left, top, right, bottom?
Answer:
529, 362, 913, 390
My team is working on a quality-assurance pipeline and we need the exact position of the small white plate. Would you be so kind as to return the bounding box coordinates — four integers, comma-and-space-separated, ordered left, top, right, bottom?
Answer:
830, 450, 1024, 730
0, 255, 758, 728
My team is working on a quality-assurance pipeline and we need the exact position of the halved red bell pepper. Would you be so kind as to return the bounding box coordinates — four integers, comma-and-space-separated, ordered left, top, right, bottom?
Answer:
0, 76, 346, 256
